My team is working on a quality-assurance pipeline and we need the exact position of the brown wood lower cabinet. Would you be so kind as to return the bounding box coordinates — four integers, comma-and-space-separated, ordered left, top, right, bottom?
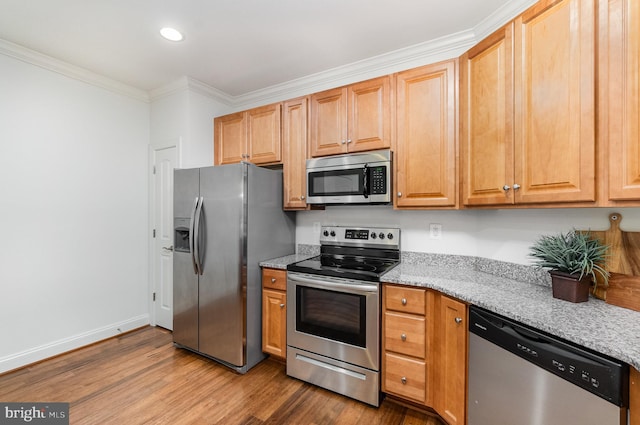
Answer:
262, 268, 287, 360
382, 283, 468, 425
433, 295, 468, 425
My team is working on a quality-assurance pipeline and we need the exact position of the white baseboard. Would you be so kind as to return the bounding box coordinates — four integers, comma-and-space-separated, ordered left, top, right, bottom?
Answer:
0, 315, 150, 374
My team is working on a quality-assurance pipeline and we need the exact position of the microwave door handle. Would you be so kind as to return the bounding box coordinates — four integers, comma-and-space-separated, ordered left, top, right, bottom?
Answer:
362, 164, 369, 198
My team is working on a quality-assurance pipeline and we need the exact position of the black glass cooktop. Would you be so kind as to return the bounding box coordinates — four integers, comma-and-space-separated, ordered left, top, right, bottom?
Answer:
287, 253, 400, 282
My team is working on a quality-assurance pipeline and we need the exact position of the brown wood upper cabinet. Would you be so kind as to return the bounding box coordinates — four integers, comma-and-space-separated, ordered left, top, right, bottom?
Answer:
214, 103, 282, 166
282, 97, 309, 210
600, 0, 640, 202
395, 60, 458, 208
461, 0, 596, 206
310, 76, 391, 157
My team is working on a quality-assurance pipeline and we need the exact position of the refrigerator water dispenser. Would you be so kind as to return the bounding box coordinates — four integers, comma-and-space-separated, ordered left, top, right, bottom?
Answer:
174, 218, 190, 253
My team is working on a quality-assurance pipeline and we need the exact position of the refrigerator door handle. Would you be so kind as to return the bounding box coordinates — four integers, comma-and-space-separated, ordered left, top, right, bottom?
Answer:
189, 197, 199, 275
193, 196, 204, 275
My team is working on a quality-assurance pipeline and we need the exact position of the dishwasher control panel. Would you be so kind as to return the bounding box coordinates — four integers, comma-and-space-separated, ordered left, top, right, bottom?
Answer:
469, 306, 629, 407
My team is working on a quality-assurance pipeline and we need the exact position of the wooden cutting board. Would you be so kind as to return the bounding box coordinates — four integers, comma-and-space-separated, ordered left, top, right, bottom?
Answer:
581, 213, 640, 311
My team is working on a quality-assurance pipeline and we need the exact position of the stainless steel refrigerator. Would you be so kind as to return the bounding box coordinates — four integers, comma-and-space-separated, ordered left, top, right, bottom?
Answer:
172, 162, 295, 373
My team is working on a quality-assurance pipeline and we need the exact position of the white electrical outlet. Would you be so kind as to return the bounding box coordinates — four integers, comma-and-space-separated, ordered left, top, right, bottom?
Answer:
313, 222, 321, 235
429, 223, 442, 240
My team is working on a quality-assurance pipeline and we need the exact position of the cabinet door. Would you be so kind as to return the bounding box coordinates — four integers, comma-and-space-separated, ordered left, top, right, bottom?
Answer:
461, 23, 515, 206
434, 295, 467, 425
395, 60, 457, 207
214, 112, 246, 165
283, 97, 309, 210
513, 0, 595, 204
262, 288, 286, 359
348, 76, 392, 153
310, 87, 348, 157
605, 0, 640, 200
247, 103, 282, 165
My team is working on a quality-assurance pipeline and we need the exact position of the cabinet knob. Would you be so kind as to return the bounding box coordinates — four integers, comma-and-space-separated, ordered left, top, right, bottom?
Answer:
401, 298, 407, 306
401, 333, 407, 341
341, 140, 346, 144
503, 185, 511, 191
346, 139, 352, 144
301, 195, 305, 200
455, 317, 462, 324
397, 192, 402, 197
280, 303, 285, 308
513, 183, 521, 190
401, 377, 407, 385
271, 278, 276, 283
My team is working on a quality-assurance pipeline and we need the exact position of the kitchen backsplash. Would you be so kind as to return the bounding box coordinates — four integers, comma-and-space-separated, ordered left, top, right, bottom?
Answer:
295, 206, 640, 266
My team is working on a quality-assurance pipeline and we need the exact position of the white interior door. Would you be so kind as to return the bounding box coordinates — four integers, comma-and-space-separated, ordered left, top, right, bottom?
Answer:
153, 146, 177, 330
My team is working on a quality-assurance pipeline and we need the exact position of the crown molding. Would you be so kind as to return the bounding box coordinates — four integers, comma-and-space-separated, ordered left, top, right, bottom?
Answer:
149, 76, 234, 105
473, 0, 539, 40
1, 0, 537, 109
0, 38, 149, 103
230, 29, 476, 110
227, 0, 538, 110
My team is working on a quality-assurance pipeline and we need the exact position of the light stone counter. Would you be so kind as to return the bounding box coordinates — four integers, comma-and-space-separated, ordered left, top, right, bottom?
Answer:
382, 253, 640, 370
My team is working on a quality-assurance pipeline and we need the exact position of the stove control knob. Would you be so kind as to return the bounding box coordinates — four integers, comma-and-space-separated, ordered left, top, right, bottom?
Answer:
387, 233, 394, 240
370, 233, 377, 239
379, 232, 385, 239
330, 231, 336, 237
323, 230, 329, 237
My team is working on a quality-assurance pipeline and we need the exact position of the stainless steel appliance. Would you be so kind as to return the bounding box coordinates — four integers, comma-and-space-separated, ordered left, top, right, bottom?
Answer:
286, 226, 401, 406
173, 162, 295, 374
306, 149, 392, 205
468, 306, 629, 425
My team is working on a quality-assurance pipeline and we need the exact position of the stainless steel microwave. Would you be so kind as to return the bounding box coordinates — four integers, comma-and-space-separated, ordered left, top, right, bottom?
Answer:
306, 150, 392, 205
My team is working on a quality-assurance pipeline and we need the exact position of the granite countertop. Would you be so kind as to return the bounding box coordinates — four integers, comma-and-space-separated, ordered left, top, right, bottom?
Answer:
260, 248, 640, 370
259, 244, 319, 270
260, 253, 315, 270
383, 260, 640, 371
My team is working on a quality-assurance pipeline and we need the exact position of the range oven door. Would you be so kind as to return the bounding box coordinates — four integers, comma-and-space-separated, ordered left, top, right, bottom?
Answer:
286, 272, 380, 371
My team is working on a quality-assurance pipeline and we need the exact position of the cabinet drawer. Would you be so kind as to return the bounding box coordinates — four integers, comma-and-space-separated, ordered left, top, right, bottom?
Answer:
262, 268, 287, 291
384, 352, 426, 403
384, 311, 426, 358
385, 285, 426, 315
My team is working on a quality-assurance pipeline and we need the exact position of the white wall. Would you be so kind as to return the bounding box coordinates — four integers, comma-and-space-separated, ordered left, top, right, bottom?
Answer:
296, 206, 640, 265
149, 83, 229, 167
0, 53, 150, 373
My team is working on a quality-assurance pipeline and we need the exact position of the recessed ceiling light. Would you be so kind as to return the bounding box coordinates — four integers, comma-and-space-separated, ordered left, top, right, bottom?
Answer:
160, 27, 184, 42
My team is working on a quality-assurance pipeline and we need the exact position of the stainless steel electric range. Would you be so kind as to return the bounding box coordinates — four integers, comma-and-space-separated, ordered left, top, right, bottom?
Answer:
286, 225, 400, 406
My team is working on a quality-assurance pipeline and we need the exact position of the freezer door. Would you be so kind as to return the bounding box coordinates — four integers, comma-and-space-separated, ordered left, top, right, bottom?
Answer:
172, 168, 199, 350
197, 164, 246, 366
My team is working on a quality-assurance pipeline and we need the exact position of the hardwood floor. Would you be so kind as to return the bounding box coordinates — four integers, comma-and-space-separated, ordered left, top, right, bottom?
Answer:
0, 327, 444, 425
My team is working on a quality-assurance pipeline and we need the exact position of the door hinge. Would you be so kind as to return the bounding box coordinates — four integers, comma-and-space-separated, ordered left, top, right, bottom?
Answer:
153, 165, 156, 174
153, 292, 156, 302
153, 229, 156, 238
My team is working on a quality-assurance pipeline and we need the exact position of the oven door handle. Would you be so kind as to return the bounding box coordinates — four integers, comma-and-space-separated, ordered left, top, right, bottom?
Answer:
288, 273, 378, 294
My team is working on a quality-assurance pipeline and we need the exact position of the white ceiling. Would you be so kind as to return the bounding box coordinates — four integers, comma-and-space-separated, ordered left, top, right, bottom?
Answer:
0, 0, 536, 100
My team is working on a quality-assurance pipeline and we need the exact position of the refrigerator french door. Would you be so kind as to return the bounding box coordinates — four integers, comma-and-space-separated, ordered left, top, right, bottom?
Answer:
173, 163, 295, 373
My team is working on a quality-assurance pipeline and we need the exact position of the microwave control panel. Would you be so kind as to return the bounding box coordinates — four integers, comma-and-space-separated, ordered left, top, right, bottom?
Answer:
369, 166, 387, 194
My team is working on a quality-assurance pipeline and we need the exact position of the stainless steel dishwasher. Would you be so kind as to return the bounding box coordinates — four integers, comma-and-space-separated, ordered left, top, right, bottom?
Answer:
468, 306, 629, 425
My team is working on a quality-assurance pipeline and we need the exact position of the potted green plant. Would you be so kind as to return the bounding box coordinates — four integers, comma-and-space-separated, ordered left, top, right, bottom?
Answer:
529, 230, 609, 303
